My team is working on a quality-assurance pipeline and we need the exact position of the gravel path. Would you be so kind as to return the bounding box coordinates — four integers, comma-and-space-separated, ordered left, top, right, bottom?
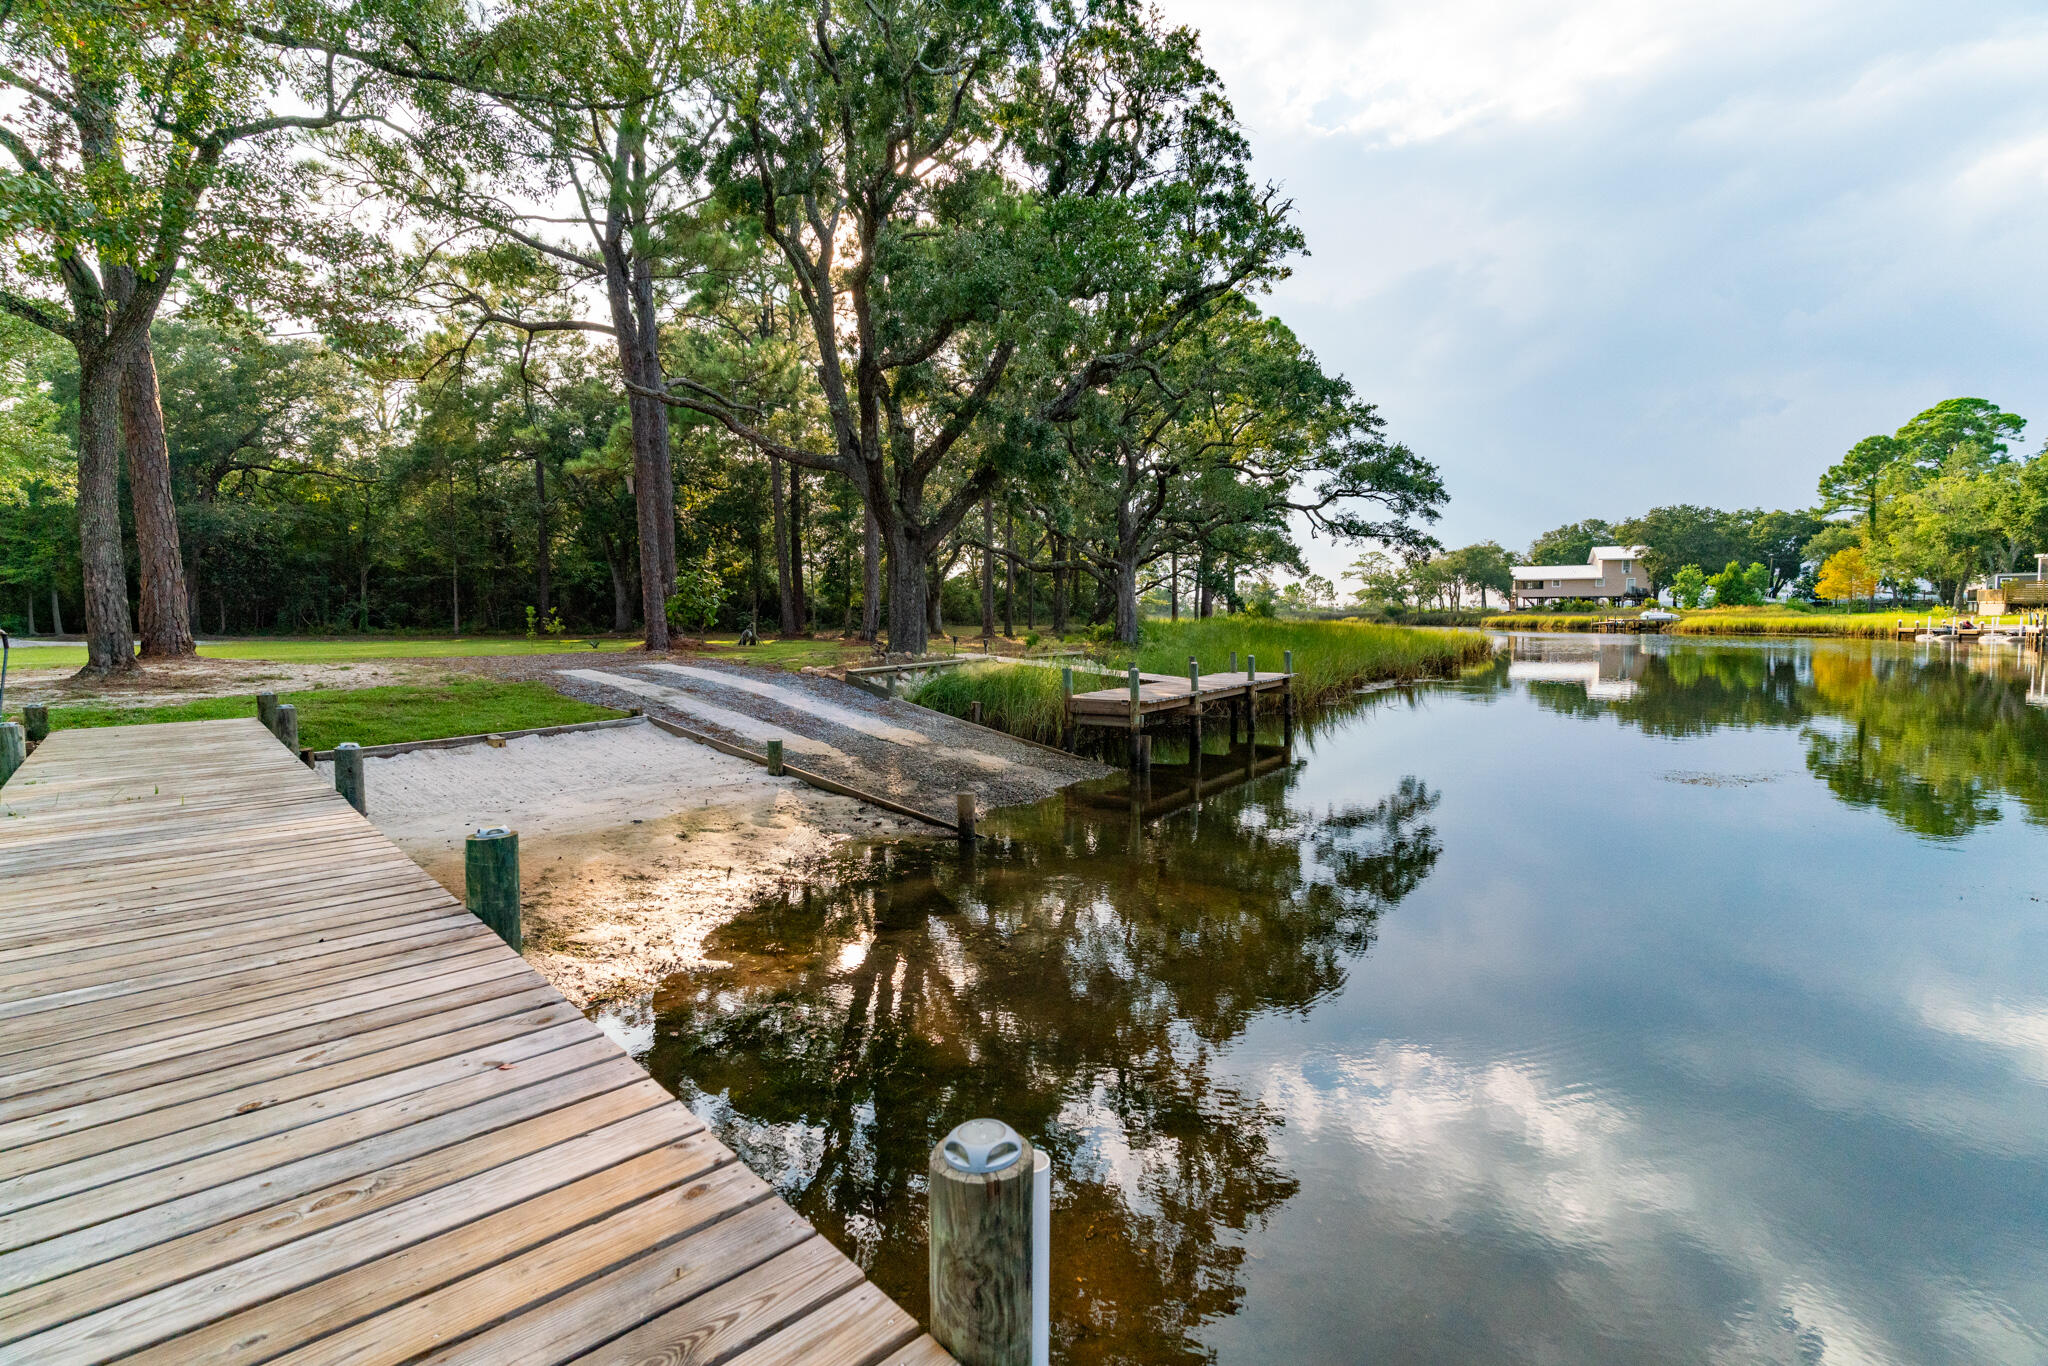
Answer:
468, 652, 1111, 817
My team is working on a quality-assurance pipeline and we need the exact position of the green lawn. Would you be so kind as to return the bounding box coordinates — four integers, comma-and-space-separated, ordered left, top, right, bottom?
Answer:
21, 679, 623, 752
2, 634, 648, 671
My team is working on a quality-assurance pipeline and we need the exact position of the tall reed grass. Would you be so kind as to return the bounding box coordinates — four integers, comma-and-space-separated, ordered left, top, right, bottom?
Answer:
1485, 607, 1979, 638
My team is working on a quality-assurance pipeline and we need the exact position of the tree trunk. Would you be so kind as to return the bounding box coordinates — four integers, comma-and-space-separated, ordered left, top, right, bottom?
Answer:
789, 468, 807, 629
25, 586, 34, 634
926, 555, 945, 637
861, 505, 882, 642
885, 525, 932, 655
1170, 549, 1179, 622
52, 584, 65, 637
74, 355, 135, 673
980, 498, 996, 637
1002, 508, 1015, 638
605, 542, 632, 631
1051, 534, 1068, 635
1114, 555, 1141, 644
533, 454, 551, 616
121, 341, 195, 658
770, 456, 799, 634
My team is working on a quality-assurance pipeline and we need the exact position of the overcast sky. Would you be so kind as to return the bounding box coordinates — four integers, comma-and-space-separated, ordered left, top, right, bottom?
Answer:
1157, 0, 2048, 580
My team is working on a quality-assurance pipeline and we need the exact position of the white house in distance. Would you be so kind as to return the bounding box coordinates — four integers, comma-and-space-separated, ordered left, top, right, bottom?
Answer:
1510, 545, 1651, 607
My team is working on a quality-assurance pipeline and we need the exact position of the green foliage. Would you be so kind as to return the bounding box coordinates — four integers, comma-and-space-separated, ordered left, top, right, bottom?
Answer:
1670, 565, 1709, 609
665, 554, 729, 635
1524, 520, 1613, 567
911, 663, 1120, 745
1705, 561, 1769, 607
22, 679, 621, 752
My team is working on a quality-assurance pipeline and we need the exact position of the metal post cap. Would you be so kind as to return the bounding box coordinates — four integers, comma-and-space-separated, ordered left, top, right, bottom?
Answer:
940, 1118, 1025, 1174
473, 826, 513, 839
337, 741, 360, 751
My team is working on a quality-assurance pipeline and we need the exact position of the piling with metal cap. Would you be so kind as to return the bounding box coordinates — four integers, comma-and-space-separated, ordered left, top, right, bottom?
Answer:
465, 827, 521, 950
256, 691, 279, 734
929, 1118, 1037, 1366
272, 703, 299, 754
766, 739, 785, 776
333, 741, 366, 815
22, 703, 49, 744
0, 722, 23, 787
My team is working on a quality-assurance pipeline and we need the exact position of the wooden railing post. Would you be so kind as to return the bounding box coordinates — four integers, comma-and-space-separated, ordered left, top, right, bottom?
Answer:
256, 691, 279, 735
272, 703, 299, 754
466, 827, 521, 950
929, 1118, 1040, 1366
334, 741, 367, 815
0, 722, 23, 787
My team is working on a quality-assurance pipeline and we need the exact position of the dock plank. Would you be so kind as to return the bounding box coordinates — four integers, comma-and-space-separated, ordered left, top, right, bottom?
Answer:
0, 720, 948, 1366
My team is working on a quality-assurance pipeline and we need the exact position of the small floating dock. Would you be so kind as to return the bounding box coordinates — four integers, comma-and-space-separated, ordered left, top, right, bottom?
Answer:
1064, 660, 1295, 767
1589, 617, 1664, 633
0, 720, 948, 1366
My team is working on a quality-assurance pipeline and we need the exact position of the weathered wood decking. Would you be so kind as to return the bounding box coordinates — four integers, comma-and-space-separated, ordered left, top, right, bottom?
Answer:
1067, 670, 1291, 723
0, 718, 949, 1366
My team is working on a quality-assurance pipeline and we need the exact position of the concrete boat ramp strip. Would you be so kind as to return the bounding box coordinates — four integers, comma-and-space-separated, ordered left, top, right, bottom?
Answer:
552, 660, 1108, 816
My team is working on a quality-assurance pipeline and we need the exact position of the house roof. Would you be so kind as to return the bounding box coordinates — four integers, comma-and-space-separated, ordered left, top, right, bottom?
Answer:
1511, 545, 1650, 578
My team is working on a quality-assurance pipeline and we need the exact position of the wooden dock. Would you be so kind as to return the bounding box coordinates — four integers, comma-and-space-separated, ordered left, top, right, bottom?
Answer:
1067, 669, 1292, 726
0, 719, 949, 1366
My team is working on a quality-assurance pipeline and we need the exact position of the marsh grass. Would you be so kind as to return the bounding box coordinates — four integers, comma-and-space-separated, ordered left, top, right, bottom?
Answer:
912, 663, 1122, 744
1137, 617, 1493, 707
911, 618, 1492, 740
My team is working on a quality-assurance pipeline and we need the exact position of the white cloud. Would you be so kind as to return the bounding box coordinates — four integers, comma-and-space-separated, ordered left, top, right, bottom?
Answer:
1158, 0, 2048, 569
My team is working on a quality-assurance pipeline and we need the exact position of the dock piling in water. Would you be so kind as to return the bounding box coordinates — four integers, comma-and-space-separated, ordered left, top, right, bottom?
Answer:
957, 792, 978, 843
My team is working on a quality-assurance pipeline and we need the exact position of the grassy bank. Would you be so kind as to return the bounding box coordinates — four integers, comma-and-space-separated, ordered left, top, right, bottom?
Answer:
22, 678, 623, 752
912, 619, 1493, 743
1486, 607, 1980, 638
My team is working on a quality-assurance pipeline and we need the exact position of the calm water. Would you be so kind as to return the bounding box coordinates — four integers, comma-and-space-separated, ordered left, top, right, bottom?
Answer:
604, 634, 2048, 1365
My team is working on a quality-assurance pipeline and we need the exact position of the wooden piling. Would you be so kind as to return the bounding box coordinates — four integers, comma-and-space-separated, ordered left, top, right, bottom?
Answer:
1061, 667, 1075, 751
929, 1119, 1036, 1366
333, 741, 366, 815
22, 703, 49, 744
256, 691, 279, 734
465, 827, 521, 950
969, 700, 983, 725
957, 792, 977, 843
766, 738, 785, 776
0, 722, 23, 787
272, 703, 299, 753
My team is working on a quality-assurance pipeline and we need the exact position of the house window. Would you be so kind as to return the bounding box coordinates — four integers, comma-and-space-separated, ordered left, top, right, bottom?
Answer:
1626, 577, 1636, 591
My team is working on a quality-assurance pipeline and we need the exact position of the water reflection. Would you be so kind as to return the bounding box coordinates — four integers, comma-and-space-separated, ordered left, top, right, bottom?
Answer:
1504, 634, 2048, 837
612, 636, 2048, 1364
635, 756, 1440, 1366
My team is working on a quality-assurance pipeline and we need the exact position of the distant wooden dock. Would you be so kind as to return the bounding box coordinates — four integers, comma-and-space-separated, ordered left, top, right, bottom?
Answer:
0, 719, 948, 1366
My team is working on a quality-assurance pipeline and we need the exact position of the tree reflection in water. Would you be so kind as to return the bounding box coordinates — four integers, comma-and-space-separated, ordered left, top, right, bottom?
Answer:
640, 756, 1441, 1366
1507, 637, 2048, 838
